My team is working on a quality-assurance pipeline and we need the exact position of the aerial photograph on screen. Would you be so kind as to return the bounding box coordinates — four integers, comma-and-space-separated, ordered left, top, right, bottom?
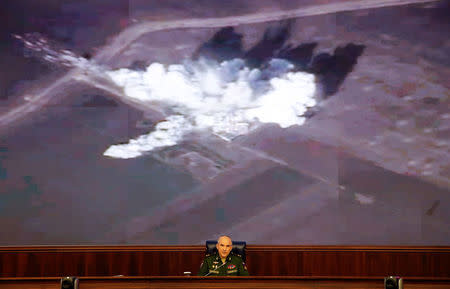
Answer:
0, 0, 449, 245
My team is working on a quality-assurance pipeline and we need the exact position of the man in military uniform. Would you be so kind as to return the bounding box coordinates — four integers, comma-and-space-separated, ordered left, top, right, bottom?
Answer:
198, 235, 249, 276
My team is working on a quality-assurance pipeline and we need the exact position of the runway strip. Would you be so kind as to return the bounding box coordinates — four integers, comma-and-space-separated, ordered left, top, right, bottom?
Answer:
96, 0, 440, 63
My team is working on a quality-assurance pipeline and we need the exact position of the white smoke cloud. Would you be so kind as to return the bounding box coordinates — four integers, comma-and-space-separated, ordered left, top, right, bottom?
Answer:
13, 32, 318, 159
104, 58, 317, 159
13, 33, 94, 70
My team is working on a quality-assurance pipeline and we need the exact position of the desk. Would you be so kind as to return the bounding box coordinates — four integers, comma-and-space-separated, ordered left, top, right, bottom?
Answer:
1, 276, 450, 289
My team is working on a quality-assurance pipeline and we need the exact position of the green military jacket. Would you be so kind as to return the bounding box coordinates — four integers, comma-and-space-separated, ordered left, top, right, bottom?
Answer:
198, 253, 249, 276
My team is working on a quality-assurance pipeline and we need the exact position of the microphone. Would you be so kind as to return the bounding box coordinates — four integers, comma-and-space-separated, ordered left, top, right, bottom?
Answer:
204, 261, 227, 276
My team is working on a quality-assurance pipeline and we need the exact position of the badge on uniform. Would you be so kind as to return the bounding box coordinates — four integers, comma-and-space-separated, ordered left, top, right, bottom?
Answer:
227, 264, 236, 269
209, 270, 219, 274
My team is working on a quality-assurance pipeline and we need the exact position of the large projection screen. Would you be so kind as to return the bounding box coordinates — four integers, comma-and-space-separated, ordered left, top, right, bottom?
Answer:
0, 0, 449, 245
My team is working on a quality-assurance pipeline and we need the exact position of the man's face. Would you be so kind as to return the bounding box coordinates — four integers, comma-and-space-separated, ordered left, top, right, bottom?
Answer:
216, 236, 232, 259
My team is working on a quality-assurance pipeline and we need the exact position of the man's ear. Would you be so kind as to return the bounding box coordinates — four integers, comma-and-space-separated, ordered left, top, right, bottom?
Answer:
216, 243, 219, 250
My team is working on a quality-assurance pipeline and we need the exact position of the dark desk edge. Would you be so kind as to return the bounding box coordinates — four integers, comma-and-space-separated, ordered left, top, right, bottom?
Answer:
1, 276, 450, 282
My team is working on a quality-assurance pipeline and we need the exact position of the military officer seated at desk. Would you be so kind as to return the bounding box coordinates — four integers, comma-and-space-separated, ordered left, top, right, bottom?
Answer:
198, 235, 249, 276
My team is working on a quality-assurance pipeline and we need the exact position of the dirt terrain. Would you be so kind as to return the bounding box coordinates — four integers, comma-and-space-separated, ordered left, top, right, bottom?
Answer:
0, 0, 448, 245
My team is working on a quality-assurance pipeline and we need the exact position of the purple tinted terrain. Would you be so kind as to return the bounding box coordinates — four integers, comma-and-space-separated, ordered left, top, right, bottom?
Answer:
0, 0, 448, 245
